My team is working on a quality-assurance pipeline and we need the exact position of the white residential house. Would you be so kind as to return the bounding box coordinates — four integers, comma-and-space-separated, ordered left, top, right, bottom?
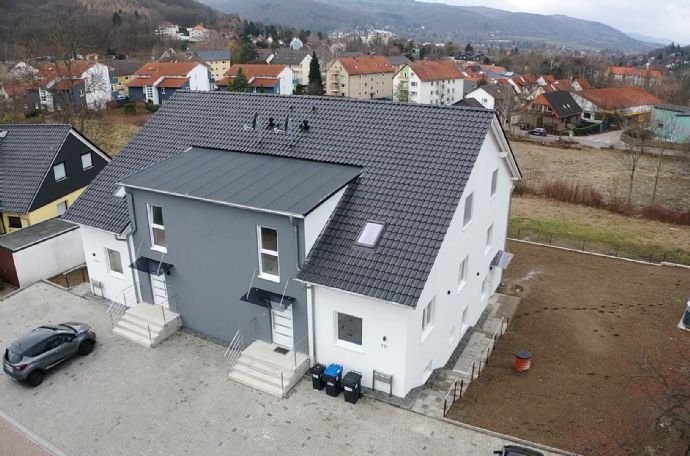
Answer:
32, 61, 112, 112
393, 60, 465, 105
64, 93, 520, 399
464, 84, 515, 126
259, 49, 313, 87
127, 62, 211, 105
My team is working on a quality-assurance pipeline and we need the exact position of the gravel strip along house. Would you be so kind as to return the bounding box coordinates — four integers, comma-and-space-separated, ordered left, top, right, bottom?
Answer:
64, 92, 521, 398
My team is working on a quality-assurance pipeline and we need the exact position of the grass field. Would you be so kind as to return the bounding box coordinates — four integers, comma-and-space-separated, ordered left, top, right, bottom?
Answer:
511, 141, 690, 210
510, 196, 690, 265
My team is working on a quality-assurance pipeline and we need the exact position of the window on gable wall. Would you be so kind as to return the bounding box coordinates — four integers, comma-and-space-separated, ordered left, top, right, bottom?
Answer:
458, 255, 468, 292
148, 205, 166, 251
491, 169, 498, 197
422, 297, 435, 332
463, 193, 473, 227
53, 163, 66, 182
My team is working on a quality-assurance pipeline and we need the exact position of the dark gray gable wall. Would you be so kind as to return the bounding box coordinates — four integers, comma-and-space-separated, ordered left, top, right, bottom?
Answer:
30, 131, 109, 211
128, 187, 308, 344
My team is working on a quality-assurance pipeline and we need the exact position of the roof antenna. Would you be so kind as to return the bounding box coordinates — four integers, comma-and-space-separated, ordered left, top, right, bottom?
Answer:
284, 114, 289, 132
266, 117, 276, 129
243, 113, 258, 131
299, 120, 310, 131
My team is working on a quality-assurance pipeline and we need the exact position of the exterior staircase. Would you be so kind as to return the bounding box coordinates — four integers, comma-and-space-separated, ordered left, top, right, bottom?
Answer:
112, 303, 182, 347
227, 340, 309, 398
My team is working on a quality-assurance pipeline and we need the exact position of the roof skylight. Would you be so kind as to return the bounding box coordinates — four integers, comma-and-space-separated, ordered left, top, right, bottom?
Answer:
356, 221, 385, 248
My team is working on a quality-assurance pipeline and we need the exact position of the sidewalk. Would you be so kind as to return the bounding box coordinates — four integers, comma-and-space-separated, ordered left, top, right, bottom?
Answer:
0, 416, 52, 456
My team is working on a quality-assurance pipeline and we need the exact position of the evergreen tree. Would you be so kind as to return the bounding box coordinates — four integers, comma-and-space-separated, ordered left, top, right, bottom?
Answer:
307, 51, 324, 95
238, 41, 257, 63
228, 68, 251, 92
112, 12, 122, 27
465, 42, 473, 54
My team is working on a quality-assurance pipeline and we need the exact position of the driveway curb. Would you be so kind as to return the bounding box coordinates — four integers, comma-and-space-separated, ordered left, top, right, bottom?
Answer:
0, 409, 69, 456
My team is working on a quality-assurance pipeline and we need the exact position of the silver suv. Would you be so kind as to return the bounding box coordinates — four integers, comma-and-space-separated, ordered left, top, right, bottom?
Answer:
3, 323, 96, 386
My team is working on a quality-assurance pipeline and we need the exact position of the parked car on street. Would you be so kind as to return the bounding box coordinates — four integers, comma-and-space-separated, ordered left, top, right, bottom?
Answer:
3, 323, 96, 386
493, 445, 544, 456
529, 128, 547, 137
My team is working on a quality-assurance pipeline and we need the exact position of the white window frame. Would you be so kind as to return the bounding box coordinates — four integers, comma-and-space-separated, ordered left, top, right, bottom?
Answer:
458, 255, 468, 293
105, 247, 124, 277
421, 297, 435, 341
81, 152, 93, 170
56, 200, 68, 216
463, 192, 474, 228
334, 311, 364, 352
148, 204, 167, 253
486, 224, 494, 254
491, 168, 498, 198
53, 162, 67, 182
481, 276, 489, 300
257, 226, 280, 282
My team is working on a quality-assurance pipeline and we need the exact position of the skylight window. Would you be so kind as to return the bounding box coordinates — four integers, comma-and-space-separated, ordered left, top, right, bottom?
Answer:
356, 222, 385, 247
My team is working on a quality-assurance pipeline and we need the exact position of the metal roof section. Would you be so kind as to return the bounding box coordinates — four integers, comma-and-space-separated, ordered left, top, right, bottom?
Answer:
120, 147, 362, 217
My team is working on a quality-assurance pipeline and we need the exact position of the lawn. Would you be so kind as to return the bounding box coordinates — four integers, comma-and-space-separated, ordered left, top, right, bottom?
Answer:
509, 196, 690, 265
446, 241, 690, 455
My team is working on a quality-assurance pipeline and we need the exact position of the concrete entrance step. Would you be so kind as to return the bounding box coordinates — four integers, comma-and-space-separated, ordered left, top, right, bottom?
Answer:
112, 303, 182, 347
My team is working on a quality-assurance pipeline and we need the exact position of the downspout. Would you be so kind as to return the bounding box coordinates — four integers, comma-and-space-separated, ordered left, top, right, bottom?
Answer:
290, 216, 316, 364
116, 189, 140, 303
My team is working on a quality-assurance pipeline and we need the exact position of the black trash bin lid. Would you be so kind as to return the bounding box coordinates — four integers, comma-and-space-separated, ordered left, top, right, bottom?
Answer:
343, 371, 362, 384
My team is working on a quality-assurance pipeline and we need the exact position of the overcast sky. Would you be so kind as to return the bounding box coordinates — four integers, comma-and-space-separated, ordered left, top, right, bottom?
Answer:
420, 0, 689, 44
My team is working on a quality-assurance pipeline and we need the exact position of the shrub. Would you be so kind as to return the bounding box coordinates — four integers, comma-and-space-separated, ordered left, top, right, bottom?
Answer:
640, 205, 690, 226
123, 102, 136, 115
145, 101, 159, 113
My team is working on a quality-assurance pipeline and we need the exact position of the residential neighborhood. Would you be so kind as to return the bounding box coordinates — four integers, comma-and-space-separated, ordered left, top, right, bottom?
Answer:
0, 2, 689, 456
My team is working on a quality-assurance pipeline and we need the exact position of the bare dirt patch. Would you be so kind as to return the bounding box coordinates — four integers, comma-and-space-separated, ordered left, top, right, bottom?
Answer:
447, 241, 690, 455
512, 141, 690, 210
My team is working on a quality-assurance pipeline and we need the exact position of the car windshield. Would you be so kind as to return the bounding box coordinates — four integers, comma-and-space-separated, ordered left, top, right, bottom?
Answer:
57, 324, 77, 334
5, 347, 23, 363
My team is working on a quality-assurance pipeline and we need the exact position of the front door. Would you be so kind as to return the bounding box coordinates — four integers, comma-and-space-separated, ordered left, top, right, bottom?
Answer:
148, 262, 169, 307
271, 306, 294, 348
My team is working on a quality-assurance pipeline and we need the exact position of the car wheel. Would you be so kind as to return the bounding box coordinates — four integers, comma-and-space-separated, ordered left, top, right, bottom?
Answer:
78, 339, 95, 356
27, 370, 43, 387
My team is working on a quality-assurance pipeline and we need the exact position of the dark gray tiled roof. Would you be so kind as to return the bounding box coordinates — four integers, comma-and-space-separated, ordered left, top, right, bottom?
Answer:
655, 104, 690, 114
195, 50, 232, 62
64, 92, 495, 307
121, 147, 362, 216
542, 91, 583, 117
0, 218, 77, 252
386, 55, 411, 66
0, 124, 71, 213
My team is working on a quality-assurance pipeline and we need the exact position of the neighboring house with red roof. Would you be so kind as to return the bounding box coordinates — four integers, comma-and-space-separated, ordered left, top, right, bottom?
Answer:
572, 79, 592, 91
326, 55, 396, 99
127, 62, 210, 105
607, 66, 662, 88
570, 87, 662, 124
216, 64, 293, 95
393, 60, 464, 105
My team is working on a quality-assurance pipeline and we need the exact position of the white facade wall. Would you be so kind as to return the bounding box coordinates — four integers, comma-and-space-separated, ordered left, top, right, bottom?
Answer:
403, 126, 513, 390
278, 67, 294, 95
303, 187, 346, 255
83, 63, 112, 110
311, 285, 411, 397
465, 87, 495, 109
80, 226, 135, 303
310, 122, 516, 397
14, 228, 85, 287
187, 65, 211, 91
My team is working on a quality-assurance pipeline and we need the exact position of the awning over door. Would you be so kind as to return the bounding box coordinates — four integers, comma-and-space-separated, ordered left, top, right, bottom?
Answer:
241, 287, 295, 310
130, 257, 174, 274
491, 250, 514, 269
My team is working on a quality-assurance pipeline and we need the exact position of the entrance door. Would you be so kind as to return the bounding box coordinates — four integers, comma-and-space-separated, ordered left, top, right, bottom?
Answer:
148, 261, 169, 307
271, 306, 294, 348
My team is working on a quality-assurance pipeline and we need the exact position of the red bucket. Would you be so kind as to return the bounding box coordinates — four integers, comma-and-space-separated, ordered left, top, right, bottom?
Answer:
514, 350, 533, 372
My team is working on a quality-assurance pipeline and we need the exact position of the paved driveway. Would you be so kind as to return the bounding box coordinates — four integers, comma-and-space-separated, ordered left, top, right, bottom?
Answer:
0, 283, 562, 456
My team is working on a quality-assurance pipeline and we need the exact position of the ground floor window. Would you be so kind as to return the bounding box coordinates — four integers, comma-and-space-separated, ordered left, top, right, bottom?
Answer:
106, 248, 123, 275
336, 312, 362, 346
8, 216, 22, 229
57, 201, 68, 216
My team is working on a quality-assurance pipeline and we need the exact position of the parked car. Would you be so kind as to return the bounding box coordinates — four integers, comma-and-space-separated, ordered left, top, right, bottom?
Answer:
529, 128, 547, 137
493, 445, 544, 456
3, 323, 96, 386
518, 123, 530, 131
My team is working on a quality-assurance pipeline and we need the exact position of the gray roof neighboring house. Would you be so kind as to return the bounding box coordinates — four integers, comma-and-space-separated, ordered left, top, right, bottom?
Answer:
120, 147, 362, 217
195, 50, 232, 63
541, 91, 583, 118
263, 49, 310, 66
0, 124, 72, 213
64, 92, 508, 307
386, 55, 411, 66
0, 218, 78, 252
108, 60, 145, 77
655, 104, 690, 115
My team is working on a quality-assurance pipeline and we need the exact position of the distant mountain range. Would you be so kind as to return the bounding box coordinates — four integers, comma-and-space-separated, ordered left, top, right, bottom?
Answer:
200, 0, 652, 51
625, 33, 673, 46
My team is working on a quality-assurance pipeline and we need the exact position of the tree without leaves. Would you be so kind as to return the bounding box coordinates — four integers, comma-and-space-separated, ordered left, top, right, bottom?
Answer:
307, 51, 323, 96
621, 127, 652, 209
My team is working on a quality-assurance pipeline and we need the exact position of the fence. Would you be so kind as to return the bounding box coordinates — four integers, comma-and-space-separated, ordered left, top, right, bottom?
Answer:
509, 227, 690, 266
